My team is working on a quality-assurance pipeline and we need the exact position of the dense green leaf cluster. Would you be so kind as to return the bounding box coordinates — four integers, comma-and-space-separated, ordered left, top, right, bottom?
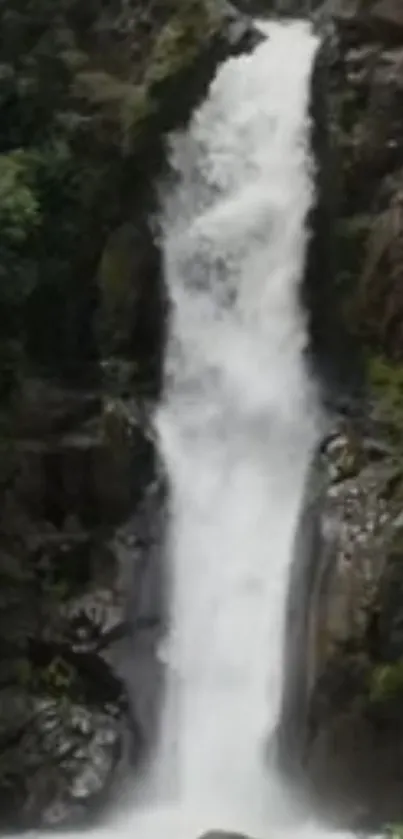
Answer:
0, 0, 228, 392
0, 0, 104, 387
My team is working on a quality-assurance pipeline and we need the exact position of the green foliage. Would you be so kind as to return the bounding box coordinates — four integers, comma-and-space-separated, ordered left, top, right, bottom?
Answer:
41, 656, 75, 693
0, 150, 41, 394
0, 153, 39, 300
370, 355, 403, 410
0, 0, 85, 386
369, 355, 403, 442
0, 152, 39, 245
147, 0, 222, 85
0, 0, 226, 390
370, 355, 403, 395
369, 660, 403, 702
384, 824, 403, 839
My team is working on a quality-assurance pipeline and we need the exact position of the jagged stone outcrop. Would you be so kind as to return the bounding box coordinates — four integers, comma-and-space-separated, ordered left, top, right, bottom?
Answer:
0, 371, 159, 829
275, 5, 403, 825
300, 421, 403, 829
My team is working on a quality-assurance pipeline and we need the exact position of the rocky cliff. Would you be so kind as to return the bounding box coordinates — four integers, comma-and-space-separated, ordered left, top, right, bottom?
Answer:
285, 0, 403, 829
3, 0, 403, 831
0, 1, 257, 828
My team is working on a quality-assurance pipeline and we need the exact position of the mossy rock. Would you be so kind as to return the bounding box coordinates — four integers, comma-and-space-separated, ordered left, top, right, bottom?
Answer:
369, 660, 403, 703
370, 356, 403, 399
385, 825, 403, 839
146, 0, 223, 87
369, 355, 403, 443
75, 0, 226, 153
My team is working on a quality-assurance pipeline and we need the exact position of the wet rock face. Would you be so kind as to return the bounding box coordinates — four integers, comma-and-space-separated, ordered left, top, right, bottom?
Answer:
315, 0, 403, 365
115, 477, 167, 757
301, 422, 403, 828
0, 371, 160, 830
302, 33, 366, 411
291, 4, 403, 823
370, 0, 403, 39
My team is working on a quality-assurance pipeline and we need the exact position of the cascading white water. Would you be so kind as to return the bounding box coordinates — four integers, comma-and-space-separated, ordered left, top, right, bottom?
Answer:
139, 16, 326, 832
151, 16, 320, 825
141, 19, 322, 837
12, 19, 356, 839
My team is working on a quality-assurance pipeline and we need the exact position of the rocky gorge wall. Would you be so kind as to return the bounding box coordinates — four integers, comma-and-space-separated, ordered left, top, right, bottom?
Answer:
278, 0, 403, 830
0, 1, 258, 828
2, 0, 403, 832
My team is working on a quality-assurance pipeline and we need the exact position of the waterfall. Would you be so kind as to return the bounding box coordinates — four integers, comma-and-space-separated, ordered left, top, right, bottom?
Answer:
12, 19, 356, 839
122, 18, 328, 838
151, 19, 320, 830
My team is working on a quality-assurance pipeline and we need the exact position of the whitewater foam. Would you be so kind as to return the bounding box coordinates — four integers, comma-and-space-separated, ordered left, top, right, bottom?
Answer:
140, 18, 322, 838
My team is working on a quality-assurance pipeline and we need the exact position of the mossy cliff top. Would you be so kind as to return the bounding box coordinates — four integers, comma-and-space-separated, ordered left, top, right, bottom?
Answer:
0, 0, 254, 388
